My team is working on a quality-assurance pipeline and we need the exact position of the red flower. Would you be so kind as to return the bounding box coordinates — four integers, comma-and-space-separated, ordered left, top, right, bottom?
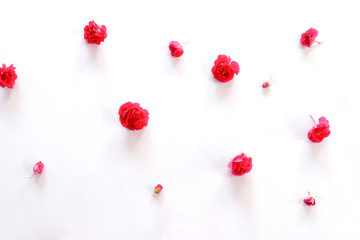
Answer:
0, 64, 17, 88
303, 196, 316, 206
262, 77, 275, 88
308, 116, 331, 143
300, 28, 319, 47
169, 41, 184, 57
153, 184, 163, 195
28, 161, 44, 178
211, 55, 239, 82
228, 153, 252, 176
84, 21, 107, 45
304, 192, 316, 206
118, 102, 149, 130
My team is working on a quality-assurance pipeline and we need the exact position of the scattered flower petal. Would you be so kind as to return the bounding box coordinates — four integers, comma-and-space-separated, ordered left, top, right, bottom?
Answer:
169, 41, 184, 57
153, 184, 163, 196
118, 102, 149, 130
300, 28, 319, 47
0, 64, 17, 89
211, 55, 239, 82
308, 116, 331, 143
84, 20, 107, 45
228, 153, 252, 176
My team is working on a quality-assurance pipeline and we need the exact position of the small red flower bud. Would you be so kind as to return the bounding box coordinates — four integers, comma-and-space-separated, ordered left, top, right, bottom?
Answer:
28, 161, 44, 178
0, 64, 17, 89
84, 20, 107, 45
308, 116, 331, 143
169, 41, 184, 57
300, 28, 320, 47
153, 184, 163, 195
228, 153, 252, 176
262, 77, 275, 88
303, 192, 317, 206
303, 196, 316, 206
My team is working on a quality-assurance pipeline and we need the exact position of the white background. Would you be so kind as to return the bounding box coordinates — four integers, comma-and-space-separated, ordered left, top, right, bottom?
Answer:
1, 0, 360, 239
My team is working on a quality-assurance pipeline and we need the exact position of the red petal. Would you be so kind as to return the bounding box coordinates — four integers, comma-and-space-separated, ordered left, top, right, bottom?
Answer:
230, 61, 240, 75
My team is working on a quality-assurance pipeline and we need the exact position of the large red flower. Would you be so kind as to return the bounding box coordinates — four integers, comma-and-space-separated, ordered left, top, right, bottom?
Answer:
211, 55, 239, 82
0, 64, 17, 88
84, 21, 107, 45
228, 153, 252, 176
308, 116, 331, 143
300, 28, 318, 47
118, 102, 149, 130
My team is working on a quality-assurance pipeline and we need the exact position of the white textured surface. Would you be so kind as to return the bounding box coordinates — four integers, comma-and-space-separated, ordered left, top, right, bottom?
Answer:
1, 0, 360, 239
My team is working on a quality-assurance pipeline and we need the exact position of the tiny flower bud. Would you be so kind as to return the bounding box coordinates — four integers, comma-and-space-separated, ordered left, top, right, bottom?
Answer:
0, 64, 17, 89
303, 196, 316, 206
304, 192, 316, 206
169, 41, 184, 57
28, 161, 44, 178
153, 184, 163, 195
300, 28, 319, 47
262, 77, 275, 88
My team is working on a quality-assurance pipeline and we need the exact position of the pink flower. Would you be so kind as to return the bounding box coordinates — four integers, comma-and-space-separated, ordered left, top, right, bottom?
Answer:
28, 161, 44, 178
304, 192, 317, 206
262, 77, 275, 88
0, 64, 17, 88
153, 184, 163, 195
84, 21, 107, 45
308, 116, 331, 143
211, 55, 240, 82
304, 197, 316, 206
300, 28, 319, 47
228, 153, 252, 176
169, 41, 184, 57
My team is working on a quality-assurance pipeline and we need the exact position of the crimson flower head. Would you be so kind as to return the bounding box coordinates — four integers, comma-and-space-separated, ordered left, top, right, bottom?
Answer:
28, 161, 44, 178
304, 192, 316, 206
300, 28, 319, 47
211, 55, 239, 82
308, 116, 331, 143
153, 184, 163, 196
169, 41, 184, 57
304, 197, 316, 206
228, 153, 252, 176
118, 102, 149, 130
0, 64, 17, 89
84, 20, 107, 45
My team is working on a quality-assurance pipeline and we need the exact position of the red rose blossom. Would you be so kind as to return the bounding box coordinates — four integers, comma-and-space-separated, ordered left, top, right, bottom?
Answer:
211, 55, 239, 82
153, 184, 163, 196
228, 153, 252, 176
304, 192, 316, 206
0, 64, 17, 88
169, 41, 184, 57
308, 116, 331, 143
300, 28, 319, 47
84, 20, 107, 45
118, 102, 149, 130
28, 161, 44, 178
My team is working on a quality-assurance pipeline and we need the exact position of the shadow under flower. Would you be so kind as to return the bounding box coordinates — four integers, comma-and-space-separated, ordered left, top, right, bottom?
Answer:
229, 174, 254, 212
